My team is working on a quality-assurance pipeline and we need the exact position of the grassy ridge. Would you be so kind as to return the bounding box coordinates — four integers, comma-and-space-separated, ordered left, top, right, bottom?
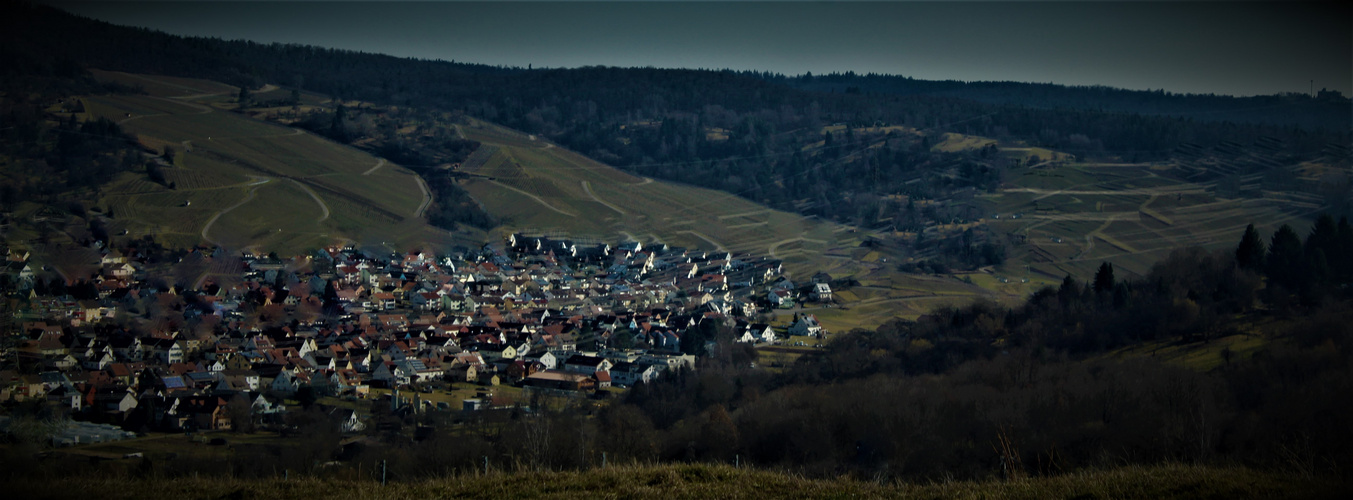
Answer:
8, 463, 1341, 499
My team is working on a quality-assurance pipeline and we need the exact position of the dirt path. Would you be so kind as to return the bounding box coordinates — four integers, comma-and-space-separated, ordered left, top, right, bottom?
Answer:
362, 158, 387, 176
717, 209, 770, 220
619, 231, 642, 245
201, 176, 270, 245
681, 230, 726, 252
117, 112, 166, 125
414, 174, 433, 218
581, 180, 625, 215
769, 237, 828, 259
485, 179, 575, 216
290, 179, 330, 222
155, 95, 215, 114
1004, 186, 1205, 200
113, 71, 229, 99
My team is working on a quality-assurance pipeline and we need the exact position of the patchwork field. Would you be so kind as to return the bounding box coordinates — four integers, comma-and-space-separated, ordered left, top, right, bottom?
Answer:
990, 161, 1324, 280
84, 71, 466, 255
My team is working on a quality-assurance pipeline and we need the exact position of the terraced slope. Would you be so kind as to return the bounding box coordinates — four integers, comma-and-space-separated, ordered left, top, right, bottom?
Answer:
84, 71, 461, 255
990, 161, 1325, 280
455, 119, 992, 329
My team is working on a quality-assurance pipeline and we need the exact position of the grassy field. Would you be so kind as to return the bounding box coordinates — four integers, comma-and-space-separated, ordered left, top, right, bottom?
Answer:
82, 71, 468, 255
6, 462, 1342, 499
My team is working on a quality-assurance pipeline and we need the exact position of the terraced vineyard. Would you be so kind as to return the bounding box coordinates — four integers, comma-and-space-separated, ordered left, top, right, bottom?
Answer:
84, 71, 462, 255
457, 118, 867, 277
454, 118, 998, 330
79, 72, 1340, 333
989, 160, 1328, 281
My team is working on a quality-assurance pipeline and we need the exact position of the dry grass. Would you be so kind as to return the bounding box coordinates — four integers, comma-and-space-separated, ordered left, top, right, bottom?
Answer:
7, 462, 1341, 499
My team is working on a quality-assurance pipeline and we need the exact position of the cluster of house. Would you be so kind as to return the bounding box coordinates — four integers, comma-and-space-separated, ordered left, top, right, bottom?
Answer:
0, 236, 829, 438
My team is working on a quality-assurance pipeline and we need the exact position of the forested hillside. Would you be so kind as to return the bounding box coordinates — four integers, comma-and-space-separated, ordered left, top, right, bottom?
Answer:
774, 71, 1352, 132
4, 1, 1348, 262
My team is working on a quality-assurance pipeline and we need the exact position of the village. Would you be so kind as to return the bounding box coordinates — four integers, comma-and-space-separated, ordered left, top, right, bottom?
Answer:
0, 234, 833, 446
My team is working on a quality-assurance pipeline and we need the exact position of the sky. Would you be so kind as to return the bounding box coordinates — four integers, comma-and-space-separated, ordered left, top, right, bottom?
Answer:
51, 1, 1353, 97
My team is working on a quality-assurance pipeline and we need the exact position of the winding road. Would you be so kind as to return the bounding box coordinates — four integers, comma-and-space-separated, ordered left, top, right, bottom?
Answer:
414, 174, 433, 217
581, 181, 626, 215
680, 230, 726, 252
485, 179, 576, 217
201, 176, 271, 245
768, 237, 828, 259
290, 179, 330, 222
362, 158, 387, 176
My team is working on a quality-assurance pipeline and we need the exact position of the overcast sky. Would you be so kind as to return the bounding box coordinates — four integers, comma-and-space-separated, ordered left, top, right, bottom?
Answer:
52, 1, 1352, 97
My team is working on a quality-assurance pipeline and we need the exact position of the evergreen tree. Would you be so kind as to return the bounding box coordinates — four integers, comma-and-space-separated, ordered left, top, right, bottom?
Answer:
330, 104, 347, 141
1304, 214, 1339, 260
1303, 215, 1339, 287
1058, 274, 1079, 303
1235, 223, 1265, 270
1265, 224, 1304, 289
1337, 217, 1353, 284
1093, 262, 1115, 293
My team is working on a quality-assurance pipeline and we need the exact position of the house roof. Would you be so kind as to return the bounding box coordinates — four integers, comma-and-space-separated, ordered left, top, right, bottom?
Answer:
564, 355, 606, 367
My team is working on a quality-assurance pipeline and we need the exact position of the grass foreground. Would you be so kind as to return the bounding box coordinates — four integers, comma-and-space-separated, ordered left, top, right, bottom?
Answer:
7, 462, 1344, 499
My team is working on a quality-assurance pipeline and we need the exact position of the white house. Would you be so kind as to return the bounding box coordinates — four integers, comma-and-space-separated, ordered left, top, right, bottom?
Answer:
610, 361, 662, 386
811, 282, 832, 302
789, 314, 824, 337
738, 323, 776, 343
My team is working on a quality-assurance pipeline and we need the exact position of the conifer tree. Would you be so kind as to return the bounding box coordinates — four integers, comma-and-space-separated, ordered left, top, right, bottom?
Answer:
1235, 223, 1265, 270
1266, 224, 1304, 289
1093, 262, 1115, 293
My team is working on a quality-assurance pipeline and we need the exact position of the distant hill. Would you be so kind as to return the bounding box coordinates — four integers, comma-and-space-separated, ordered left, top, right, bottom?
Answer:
764, 72, 1352, 133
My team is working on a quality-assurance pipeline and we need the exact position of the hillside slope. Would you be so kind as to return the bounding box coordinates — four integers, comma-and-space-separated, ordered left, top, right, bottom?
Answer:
81, 71, 465, 255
